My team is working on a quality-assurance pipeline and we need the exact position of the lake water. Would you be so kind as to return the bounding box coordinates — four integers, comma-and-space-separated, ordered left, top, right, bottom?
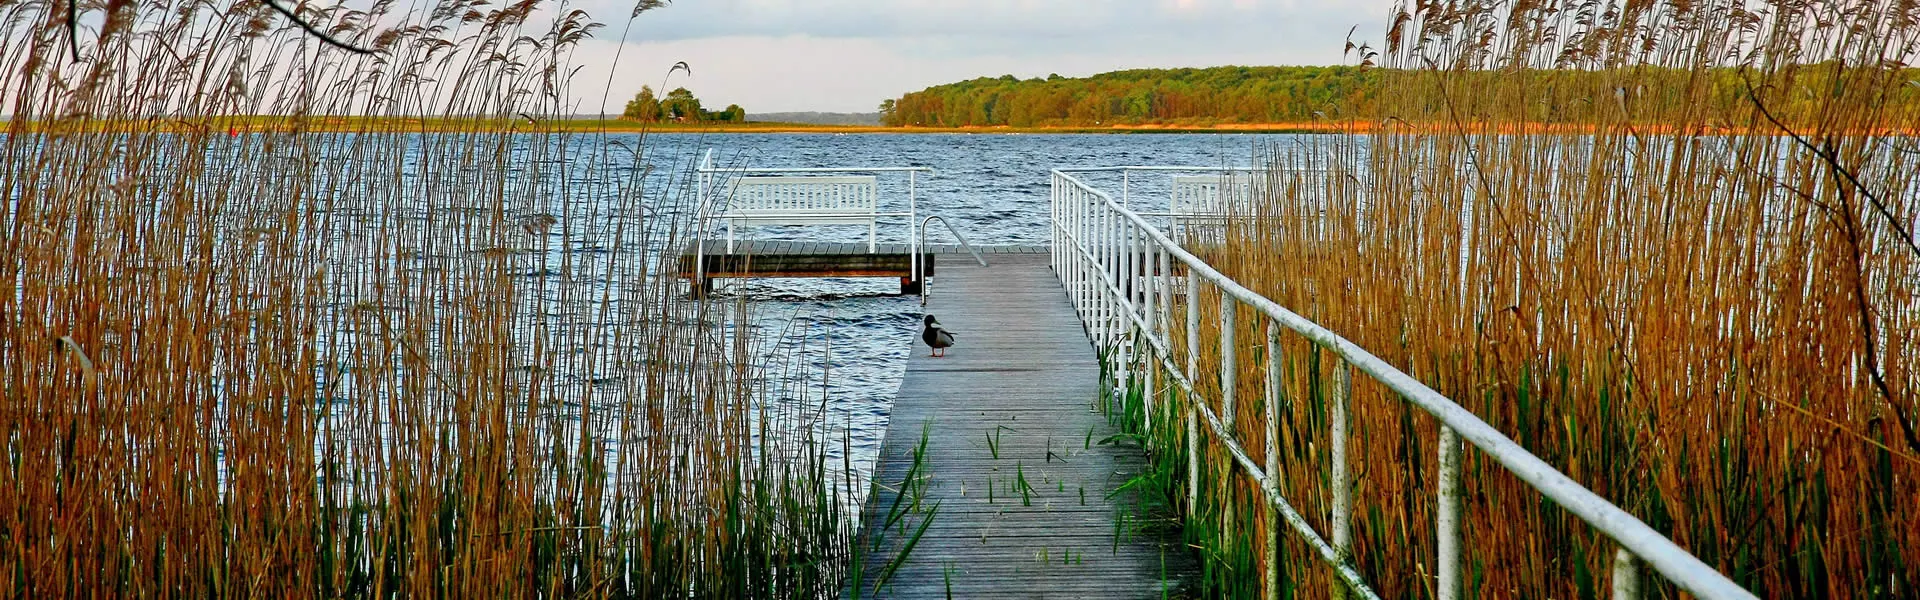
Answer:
653, 132, 1321, 483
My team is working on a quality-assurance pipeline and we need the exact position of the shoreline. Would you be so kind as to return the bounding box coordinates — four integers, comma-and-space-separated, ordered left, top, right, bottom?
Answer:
598, 121, 1364, 134
15, 118, 1899, 136
6, 117, 1366, 135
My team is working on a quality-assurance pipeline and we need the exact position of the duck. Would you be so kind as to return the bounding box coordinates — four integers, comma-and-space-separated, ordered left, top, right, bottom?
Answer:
921, 315, 955, 358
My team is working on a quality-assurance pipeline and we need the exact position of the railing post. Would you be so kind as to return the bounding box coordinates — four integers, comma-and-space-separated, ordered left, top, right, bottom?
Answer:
1082, 187, 1098, 330
1220, 294, 1237, 429
1094, 203, 1106, 343
1158, 246, 1172, 353
909, 169, 919, 286
1062, 178, 1075, 319
1437, 426, 1463, 600
1052, 172, 1067, 275
1264, 321, 1283, 600
1121, 220, 1128, 321
1186, 270, 1202, 514
1141, 233, 1158, 433
1105, 203, 1121, 346
1612, 549, 1642, 600
1186, 262, 1200, 379
1330, 360, 1353, 600
1115, 221, 1134, 409
1108, 207, 1121, 344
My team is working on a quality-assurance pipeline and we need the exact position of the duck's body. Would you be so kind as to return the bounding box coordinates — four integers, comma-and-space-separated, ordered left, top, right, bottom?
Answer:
921, 315, 955, 357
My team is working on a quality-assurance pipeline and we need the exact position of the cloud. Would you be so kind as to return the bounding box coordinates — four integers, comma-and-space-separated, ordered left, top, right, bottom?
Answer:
600, 0, 1381, 45
560, 0, 1390, 113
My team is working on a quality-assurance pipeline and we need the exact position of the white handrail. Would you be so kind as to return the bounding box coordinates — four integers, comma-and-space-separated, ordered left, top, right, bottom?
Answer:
1048, 169, 1756, 600
916, 215, 987, 306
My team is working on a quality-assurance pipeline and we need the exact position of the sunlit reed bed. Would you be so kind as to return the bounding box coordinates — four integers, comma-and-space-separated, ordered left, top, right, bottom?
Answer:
1101, 1, 1918, 598
1, 1, 854, 597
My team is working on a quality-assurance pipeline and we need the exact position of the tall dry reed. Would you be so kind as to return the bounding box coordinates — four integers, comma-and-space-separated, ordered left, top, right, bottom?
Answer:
1130, 1, 1918, 598
1, 0, 850, 597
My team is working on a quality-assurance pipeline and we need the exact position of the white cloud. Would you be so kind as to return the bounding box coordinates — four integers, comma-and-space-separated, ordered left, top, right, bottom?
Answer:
556, 0, 1388, 113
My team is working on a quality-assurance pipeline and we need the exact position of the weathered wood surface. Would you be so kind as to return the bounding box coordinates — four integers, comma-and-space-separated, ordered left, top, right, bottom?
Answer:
677, 240, 1048, 293
849, 254, 1192, 599
679, 240, 1046, 257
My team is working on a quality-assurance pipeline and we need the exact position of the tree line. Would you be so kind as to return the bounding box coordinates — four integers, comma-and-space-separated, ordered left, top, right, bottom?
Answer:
879, 66, 1377, 127
623, 86, 746, 122
879, 65, 1916, 128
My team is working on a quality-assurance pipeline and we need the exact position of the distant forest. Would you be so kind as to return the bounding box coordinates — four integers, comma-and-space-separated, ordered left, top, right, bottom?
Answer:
881, 65, 1914, 128
880, 66, 1376, 127
752, 112, 882, 126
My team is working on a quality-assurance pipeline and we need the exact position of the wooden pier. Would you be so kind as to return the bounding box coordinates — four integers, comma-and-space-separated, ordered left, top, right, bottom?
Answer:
676, 240, 948, 295
850, 252, 1194, 598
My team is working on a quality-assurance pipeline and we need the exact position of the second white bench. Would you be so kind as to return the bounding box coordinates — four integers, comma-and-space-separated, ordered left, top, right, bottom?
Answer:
720, 175, 883, 252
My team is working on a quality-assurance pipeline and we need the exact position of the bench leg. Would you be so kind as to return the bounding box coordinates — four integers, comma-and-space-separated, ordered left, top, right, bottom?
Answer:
868, 219, 877, 253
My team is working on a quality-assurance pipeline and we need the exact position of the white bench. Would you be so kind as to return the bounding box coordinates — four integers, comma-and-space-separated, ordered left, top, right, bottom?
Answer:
1168, 174, 1261, 241
1170, 174, 1259, 218
719, 175, 881, 252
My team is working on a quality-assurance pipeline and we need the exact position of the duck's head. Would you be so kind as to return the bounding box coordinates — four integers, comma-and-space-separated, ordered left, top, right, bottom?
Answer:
923, 315, 939, 327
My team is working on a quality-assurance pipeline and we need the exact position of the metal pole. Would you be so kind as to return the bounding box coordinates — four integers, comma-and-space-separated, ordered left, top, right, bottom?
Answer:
909, 170, 919, 288
1108, 207, 1120, 346
1331, 360, 1353, 600
1186, 271, 1202, 513
1221, 294, 1237, 429
1106, 204, 1118, 345
1159, 246, 1172, 354
1141, 231, 1159, 433
1052, 171, 1067, 275
1187, 273, 1200, 385
1124, 220, 1136, 326
1437, 426, 1463, 600
1074, 184, 1086, 326
1156, 245, 1172, 432
695, 151, 706, 294
1612, 549, 1642, 600
1114, 220, 1133, 406
1069, 182, 1082, 325
1264, 321, 1283, 600
1092, 199, 1103, 341
1098, 203, 1110, 345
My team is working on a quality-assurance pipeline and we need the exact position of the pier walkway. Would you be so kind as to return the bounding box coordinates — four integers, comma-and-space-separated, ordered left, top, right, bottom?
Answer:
849, 253, 1192, 599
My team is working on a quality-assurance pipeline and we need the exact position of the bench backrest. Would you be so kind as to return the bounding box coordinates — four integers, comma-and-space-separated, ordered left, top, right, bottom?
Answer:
1170, 174, 1259, 216
724, 176, 879, 221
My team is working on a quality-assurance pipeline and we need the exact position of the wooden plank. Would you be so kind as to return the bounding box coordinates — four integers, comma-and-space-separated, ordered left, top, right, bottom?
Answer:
850, 254, 1194, 599
675, 251, 936, 279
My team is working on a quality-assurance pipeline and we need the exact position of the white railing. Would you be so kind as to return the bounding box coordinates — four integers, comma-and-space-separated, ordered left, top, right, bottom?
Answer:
694, 150, 936, 287
1048, 169, 1756, 600
1059, 160, 1357, 210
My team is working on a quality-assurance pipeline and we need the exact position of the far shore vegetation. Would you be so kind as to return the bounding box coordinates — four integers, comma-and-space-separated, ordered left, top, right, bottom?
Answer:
877, 64, 1920, 131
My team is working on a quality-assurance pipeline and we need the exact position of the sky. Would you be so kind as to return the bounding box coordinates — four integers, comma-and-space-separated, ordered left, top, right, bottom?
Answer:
563, 0, 1390, 115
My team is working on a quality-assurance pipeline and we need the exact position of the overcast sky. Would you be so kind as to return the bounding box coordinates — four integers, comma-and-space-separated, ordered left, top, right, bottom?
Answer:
563, 0, 1391, 115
